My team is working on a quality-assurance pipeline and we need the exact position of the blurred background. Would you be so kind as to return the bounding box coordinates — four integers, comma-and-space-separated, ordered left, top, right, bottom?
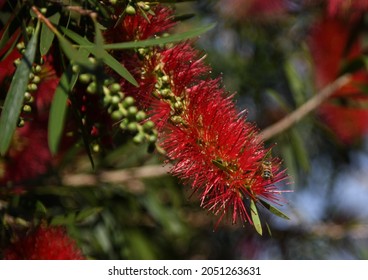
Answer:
2, 0, 368, 259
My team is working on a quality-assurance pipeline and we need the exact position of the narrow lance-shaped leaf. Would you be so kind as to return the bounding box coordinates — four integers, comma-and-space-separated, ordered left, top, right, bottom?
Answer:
290, 128, 310, 171
57, 34, 94, 70
103, 23, 216, 50
259, 198, 290, 220
250, 199, 263, 236
0, 5, 22, 54
0, 20, 41, 155
93, 19, 104, 60
48, 67, 78, 155
40, 12, 60, 56
60, 26, 138, 86
49, 47, 89, 155
284, 59, 306, 107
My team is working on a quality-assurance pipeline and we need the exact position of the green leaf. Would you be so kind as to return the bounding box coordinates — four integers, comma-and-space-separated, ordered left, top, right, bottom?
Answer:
50, 207, 102, 226
75, 207, 103, 222
265, 89, 291, 112
0, 20, 40, 155
60, 27, 138, 86
57, 34, 94, 69
50, 213, 75, 226
40, 13, 60, 56
35, 201, 47, 215
259, 199, 290, 220
48, 68, 76, 155
281, 139, 298, 183
250, 199, 262, 235
0, 31, 21, 61
93, 19, 104, 60
290, 128, 310, 171
103, 23, 216, 50
0, 6, 22, 56
265, 222, 272, 236
284, 59, 305, 107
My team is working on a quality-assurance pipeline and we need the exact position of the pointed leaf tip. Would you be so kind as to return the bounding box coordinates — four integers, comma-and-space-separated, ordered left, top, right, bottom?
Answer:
250, 200, 263, 236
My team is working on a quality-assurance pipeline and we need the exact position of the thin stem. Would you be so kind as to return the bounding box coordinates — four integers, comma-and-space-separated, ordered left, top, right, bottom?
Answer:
259, 74, 353, 141
62, 164, 171, 187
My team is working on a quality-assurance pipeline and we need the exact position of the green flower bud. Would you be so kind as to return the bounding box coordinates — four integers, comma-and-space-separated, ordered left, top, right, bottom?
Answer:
72, 64, 80, 73
128, 106, 138, 116
92, 144, 100, 153
136, 111, 147, 122
111, 110, 123, 121
170, 115, 183, 124
13, 58, 21, 67
109, 83, 121, 93
32, 75, 41, 84
26, 26, 34, 35
161, 75, 169, 83
148, 134, 157, 143
103, 95, 112, 106
125, 5, 136, 15
133, 133, 145, 144
17, 118, 25, 128
16, 42, 25, 51
88, 57, 97, 64
24, 92, 32, 102
122, 96, 135, 107
87, 82, 97, 94
111, 95, 121, 105
119, 118, 129, 130
79, 73, 92, 84
33, 65, 42, 74
27, 83, 38, 92
160, 88, 170, 98
143, 120, 155, 131
22, 104, 32, 113
127, 122, 138, 132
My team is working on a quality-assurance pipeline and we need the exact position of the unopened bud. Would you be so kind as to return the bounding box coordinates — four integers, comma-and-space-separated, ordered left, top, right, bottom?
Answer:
125, 5, 136, 15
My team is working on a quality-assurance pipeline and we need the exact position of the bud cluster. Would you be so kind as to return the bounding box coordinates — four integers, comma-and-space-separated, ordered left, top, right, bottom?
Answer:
74, 61, 157, 146
107, 0, 152, 16
14, 42, 44, 127
153, 67, 186, 126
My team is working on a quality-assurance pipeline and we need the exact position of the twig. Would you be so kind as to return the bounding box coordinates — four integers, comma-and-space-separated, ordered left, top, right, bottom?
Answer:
62, 164, 171, 187
259, 74, 353, 141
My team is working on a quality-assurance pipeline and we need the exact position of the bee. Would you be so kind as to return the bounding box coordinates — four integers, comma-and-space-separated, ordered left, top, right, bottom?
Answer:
260, 160, 273, 181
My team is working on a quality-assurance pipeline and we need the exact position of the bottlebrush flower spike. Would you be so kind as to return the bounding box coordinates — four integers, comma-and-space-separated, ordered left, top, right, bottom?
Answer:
2, 226, 85, 260
108, 5, 290, 230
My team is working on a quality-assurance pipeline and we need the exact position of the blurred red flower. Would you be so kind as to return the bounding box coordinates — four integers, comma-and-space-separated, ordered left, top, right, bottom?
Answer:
3, 226, 85, 260
309, 15, 368, 144
327, 0, 368, 17
0, 53, 59, 186
219, 0, 287, 22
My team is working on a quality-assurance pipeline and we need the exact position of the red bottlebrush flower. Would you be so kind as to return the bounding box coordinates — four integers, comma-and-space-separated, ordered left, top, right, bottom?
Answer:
3, 226, 85, 260
105, 5, 289, 228
105, 6, 175, 42
308, 16, 368, 144
0, 48, 21, 88
219, 0, 287, 22
158, 79, 287, 225
0, 122, 52, 185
